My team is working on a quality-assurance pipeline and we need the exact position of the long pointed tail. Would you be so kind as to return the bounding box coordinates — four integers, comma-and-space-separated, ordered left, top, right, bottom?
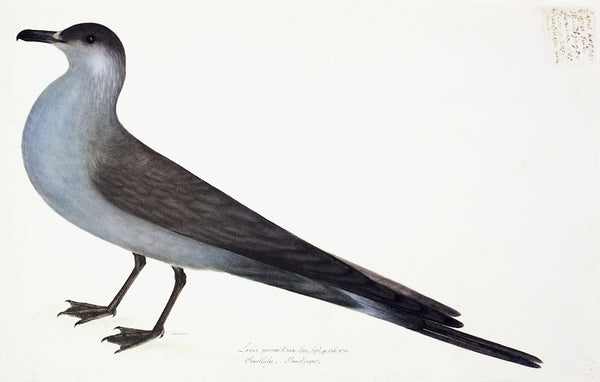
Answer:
418, 320, 542, 368
212, 251, 542, 368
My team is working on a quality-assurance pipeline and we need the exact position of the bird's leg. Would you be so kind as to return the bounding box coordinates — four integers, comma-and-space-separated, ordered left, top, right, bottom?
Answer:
102, 266, 186, 353
58, 253, 146, 325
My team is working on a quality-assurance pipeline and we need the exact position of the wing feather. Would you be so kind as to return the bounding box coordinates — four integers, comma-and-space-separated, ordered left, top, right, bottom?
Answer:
90, 130, 459, 326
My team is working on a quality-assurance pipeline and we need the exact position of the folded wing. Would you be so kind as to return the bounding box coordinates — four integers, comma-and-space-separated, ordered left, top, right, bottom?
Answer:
90, 129, 541, 368
91, 130, 460, 327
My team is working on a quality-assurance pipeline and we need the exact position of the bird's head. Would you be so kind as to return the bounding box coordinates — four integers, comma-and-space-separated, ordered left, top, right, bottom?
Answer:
17, 23, 126, 83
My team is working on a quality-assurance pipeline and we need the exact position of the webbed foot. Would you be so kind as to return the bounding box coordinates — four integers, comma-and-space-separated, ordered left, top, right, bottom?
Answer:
58, 300, 115, 325
102, 326, 164, 353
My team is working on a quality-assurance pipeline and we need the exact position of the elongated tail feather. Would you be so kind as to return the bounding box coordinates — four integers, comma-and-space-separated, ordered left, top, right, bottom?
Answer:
419, 321, 542, 368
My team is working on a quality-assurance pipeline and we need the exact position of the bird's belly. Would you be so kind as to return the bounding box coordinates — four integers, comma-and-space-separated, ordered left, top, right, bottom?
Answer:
20, 85, 227, 269
19, 83, 341, 285
22, 129, 352, 304
22, 113, 235, 270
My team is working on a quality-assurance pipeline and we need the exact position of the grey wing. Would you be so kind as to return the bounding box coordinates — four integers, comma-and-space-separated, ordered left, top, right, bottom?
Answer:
90, 131, 461, 326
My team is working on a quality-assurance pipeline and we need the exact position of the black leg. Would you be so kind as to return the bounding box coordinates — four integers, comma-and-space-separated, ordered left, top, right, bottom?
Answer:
58, 253, 146, 325
102, 266, 187, 353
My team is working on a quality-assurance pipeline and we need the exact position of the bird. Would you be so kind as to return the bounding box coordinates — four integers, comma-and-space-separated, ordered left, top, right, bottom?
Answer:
16, 22, 541, 368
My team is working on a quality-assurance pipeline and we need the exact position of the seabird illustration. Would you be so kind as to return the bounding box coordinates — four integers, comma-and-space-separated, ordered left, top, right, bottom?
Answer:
16, 23, 541, 367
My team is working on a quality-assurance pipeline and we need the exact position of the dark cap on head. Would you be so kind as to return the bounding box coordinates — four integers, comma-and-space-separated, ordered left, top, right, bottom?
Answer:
17, 23, 125, 60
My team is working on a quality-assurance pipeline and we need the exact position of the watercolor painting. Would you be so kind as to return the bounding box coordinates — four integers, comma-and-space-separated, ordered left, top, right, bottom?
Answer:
3, 1, 599, 381
16, 21, 541, 366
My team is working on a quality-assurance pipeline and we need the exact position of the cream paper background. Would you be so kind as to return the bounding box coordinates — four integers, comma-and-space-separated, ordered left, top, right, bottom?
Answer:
2, 1, 599, 381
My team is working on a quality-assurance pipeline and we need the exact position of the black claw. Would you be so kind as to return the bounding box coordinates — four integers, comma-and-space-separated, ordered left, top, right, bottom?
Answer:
102, 326, 163, 353
58, 300, 115, 325
63, 256, 181, 354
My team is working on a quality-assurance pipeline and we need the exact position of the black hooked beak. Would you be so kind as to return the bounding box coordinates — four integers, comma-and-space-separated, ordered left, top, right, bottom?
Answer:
16, 29, 64, 43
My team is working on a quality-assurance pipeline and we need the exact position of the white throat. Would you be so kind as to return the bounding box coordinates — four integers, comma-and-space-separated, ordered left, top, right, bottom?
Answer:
59, 44, 126, 106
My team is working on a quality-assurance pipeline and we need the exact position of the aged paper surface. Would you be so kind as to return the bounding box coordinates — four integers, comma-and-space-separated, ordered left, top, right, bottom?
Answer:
3, 1, 600, 381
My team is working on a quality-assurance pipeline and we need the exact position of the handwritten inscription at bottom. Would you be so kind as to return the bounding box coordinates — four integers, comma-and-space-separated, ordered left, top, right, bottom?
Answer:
237, 343, 350, 368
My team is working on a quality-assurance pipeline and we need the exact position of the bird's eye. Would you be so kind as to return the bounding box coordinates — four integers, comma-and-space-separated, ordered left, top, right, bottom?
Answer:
85, 34, 96, 44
